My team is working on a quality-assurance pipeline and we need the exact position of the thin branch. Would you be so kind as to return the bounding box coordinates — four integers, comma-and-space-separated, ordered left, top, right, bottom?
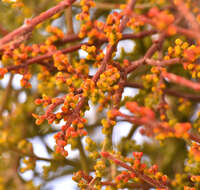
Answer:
145, 57, 182, 66
6, 43, 87, 72
162, 72, 200, 91
114, 108, 200, 146
10, 148, 79, 168
6, 30, 157, 72
176, 26, 200, 41
172, 0, 200, 32
125, 81, 200, 101
101, 152, 170, 189
0, 74, 13, 118
126, 33, 166, 73
73, 2, 154, 10
0, 0, 77, 49
58, 29, 157, 45
101, 180, 150, 189
77, 138, 89, 173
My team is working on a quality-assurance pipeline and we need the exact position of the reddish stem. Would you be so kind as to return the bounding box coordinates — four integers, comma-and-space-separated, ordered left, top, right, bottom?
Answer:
101, 152, 170, 189
0, 0, 77, 49
162, 72, 200, 91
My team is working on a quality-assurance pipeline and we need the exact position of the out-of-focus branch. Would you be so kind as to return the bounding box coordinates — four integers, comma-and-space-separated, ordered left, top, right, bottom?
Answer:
10, 148, 80, 168
125, 81, 200, 101
77, 138, 89, 173
0, 25, 8, 36
73, 2, 154, 10
172, 0, 200, 32
0, 0, 77, 49
0, 74, 13, 118
162, 72, 200, 91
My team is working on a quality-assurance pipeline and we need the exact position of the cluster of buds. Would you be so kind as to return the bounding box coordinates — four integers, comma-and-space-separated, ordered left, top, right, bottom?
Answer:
20, 72, 32, 88
55, 122, 87, 154
1, 42, 58, 91
45, 26, 64, 45
81, 79, 105, 106
97, 66, 120, 92
76, 0, 95, 39
183, 47, 200, 78
126, 101, 155, 120
82, 79, 105, 105
81, 45, 96, 60
174, 123, 191, 139
72, 171, 94, 189
189, 142, 200, 162
0, 68, 8, 79
143, 73, 160, 91
115, 171, 135, 187
33, 96, 64, 125
177, 98, 192, 117
33, 88, 89, 157
34, 94, 52, 107
87, 21, 106, 43
55, 121, 88, 156
101, 151, 168, 188
54, 131, 68, 157
55, 72, 70, 86
53, 52, 87, 81
101, 109, 118, 135
127, 17, 144, 31
166, 39, 200, 79
12, 44, 29, 63
53, 51, 71, 71
105, 12, 123, 45
101, 117, 116, 135
2, 43, 31, 66
17, 139, 33, 154
65, 117, 88, 138
20, 157, 36, 173
166, 39, 189, 58
61, 93, 79, 115
1, 44, 28, 71
33, 44, 57, 57
94, 160, 106, 178
141, 68, 166, 109
73, 59, 89, 76
132, 152, 145, 170
111, 101, 193, 142
148, 7, 175, 32
151, 67, 166, 92
133, 152, 167, 185
85, 137, 99, 160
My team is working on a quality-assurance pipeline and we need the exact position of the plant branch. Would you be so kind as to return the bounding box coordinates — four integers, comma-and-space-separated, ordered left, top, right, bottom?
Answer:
162, 72, 200, 91
0, 0, 77, 49
101, 152, 170, 189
